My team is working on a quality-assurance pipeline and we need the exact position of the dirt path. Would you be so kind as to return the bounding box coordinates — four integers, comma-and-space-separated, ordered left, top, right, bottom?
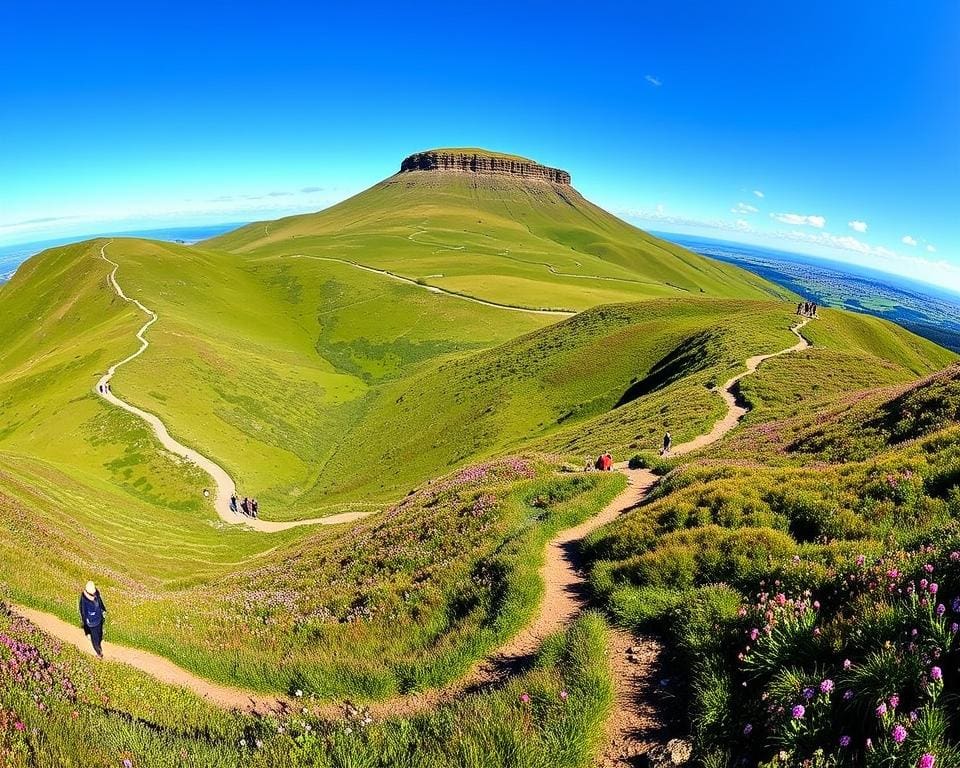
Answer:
10, 315, 812, 745
290, 254, 576, 316
600, 319, 810, 765
96, 242, 371, 534
10, 603, 279, 711
7, 468, 656, 717
487, 468, 655, 665
669, 320, 809, 456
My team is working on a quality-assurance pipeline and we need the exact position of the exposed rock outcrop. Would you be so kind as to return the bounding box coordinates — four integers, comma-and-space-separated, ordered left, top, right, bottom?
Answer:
399, 149, 571, 185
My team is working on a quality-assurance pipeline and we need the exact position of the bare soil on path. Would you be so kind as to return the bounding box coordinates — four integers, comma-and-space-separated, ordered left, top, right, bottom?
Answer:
10, 266, 812, 761
291, 254, 576, 316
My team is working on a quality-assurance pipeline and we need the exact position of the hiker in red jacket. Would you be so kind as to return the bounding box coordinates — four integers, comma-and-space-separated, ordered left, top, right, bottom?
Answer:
602, 453, 613, 471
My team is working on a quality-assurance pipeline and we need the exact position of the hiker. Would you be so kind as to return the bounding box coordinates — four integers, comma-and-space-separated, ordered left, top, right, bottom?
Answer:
796, 302, 803, 316
811, 302, 818, 317
601, 452, 613, 471
594, 455, 604, 471
241, 497, 251, 516
251, 499, 259, 518
229, 494, 238, 513
661, 431, 672, 456
78, 581, 107, 658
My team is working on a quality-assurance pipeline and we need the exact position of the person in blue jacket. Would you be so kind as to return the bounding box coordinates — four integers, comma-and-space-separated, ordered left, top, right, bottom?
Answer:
79, 581, 107, 658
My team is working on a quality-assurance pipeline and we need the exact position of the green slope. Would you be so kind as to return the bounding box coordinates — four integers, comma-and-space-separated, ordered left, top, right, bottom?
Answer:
0, 148, 955, 709
206, 157, 791, 308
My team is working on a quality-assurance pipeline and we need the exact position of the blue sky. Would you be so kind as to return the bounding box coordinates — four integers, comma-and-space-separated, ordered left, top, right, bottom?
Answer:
2, 1, 958, 287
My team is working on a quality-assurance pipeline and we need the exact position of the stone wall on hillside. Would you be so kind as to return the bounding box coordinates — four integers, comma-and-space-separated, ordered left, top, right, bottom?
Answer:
399, 150, 572, 185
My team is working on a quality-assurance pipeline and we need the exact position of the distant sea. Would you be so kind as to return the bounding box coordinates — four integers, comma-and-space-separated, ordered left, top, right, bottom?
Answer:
657, 232, 960, 353
0, 223, 246, 283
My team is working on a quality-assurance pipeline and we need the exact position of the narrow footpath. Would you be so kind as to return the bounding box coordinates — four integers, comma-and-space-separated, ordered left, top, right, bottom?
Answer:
10, 246, 811, 763
95, 242, 371, 533
290, 254, 576, 316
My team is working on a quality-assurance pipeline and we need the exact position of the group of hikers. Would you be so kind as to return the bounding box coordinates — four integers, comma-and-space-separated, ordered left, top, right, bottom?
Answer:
796, 300, 818, 318
97, 383, 111, 395
229, 494, 259, 518
589, 431, 673, 472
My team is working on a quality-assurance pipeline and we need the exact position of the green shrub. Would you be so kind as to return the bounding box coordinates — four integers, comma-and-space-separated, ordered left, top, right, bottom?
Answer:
666, 584, 743, 660
608, 585, 682, 631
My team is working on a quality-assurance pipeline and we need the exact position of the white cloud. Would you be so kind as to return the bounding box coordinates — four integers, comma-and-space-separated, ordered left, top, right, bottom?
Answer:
753, 190, 765, 198
771, 212, 826, 228
902, 235, 918, 246
615, 204, 960, 290
731, 202, 759, 214
0, 185, 353, 247
848, 220, 868, 233
927, 244, 937, 253
644, 75, 662, 87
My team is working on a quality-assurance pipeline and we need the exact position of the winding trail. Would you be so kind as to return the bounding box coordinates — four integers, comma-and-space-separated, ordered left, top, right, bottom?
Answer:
669, 319, 810, 456
11, 257, 811, 759
94, 243, 373, 534
290, 254, 576, 316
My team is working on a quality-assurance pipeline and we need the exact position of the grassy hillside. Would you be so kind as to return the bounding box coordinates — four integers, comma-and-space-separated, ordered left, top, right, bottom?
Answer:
0, 605, 613, 768
206, 165, 791, 308
585, 365, 960, 767
2, 149, 958, 765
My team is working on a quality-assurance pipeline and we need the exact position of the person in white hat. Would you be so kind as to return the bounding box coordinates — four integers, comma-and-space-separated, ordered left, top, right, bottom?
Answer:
78, 581, 107, 658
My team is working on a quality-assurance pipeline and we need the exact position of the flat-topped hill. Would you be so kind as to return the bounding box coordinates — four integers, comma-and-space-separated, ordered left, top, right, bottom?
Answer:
399, 148, 572, 185
205, 148, 791, 305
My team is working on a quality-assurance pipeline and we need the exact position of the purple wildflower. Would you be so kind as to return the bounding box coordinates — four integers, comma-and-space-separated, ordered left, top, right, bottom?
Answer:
792, 704, 805, 719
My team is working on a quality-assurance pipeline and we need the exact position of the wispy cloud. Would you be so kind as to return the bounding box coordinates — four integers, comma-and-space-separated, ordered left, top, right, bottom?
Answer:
771, 212, 826, 228
902, 235, 918, 246
300, 186, 325, 193
0, 215, 75, 230
927, 244, 937, 253
644, 74, 662, 87
616, 204, 958, 292
753, 190, 765, 198
848, 220, 868, 233
731, 202, 759, 214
